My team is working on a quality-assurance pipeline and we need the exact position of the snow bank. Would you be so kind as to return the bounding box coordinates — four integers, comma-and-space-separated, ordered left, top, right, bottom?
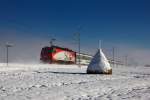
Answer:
0, 63, 85, 72
87, 49, 112, 74
0, 64, 150, 100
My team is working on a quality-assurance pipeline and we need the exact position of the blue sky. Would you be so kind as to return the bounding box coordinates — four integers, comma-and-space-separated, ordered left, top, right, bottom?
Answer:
0, 0, 150, 64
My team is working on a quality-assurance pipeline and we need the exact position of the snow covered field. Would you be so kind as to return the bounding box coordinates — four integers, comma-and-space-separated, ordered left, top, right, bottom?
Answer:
0, 63, 150, 100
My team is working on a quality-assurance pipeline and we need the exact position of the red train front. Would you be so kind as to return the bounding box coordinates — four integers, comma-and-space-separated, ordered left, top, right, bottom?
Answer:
40, 46, 76, 64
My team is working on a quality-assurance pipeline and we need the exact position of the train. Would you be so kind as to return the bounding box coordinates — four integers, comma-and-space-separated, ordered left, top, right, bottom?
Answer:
40, 45, 123, 65
40, 46, 76, 64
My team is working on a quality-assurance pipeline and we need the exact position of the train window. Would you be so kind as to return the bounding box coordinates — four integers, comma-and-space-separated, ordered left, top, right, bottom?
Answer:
48, 48, 56, 53
76, 55, 92, 61
48, 49, 52, 53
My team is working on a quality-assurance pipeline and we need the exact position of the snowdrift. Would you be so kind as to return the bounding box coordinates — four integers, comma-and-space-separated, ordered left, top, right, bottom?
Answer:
87, 49, 112, 74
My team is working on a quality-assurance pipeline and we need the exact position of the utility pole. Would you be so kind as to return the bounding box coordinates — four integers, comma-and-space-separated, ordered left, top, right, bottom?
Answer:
0, 44, 1, 63
99, 40, 102, 49
77, 32, 81, 67
73, 26, 82, 67
112, 47, 115, 67
50, 38, 56, 47
5, 43, 13, 66
125, 55, 128, 66
73, 32, 80, 67
0, 44, 1, 62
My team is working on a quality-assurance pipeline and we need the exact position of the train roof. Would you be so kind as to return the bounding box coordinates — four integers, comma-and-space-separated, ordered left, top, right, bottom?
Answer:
42, 45, 76, 53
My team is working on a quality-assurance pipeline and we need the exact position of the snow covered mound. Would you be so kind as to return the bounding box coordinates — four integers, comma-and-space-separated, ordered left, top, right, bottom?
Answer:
87, 49, 112, 74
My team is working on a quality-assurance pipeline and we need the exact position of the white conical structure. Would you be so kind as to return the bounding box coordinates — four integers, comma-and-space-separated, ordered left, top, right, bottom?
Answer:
87, 49, 112, 74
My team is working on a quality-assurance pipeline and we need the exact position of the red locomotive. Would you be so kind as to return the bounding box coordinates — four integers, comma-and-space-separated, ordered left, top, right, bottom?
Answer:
40, 46, 76, 64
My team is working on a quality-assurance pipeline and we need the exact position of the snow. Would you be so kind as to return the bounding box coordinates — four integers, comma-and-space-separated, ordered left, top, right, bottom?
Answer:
0, 63, 150, 100
87, 49, 112, 74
